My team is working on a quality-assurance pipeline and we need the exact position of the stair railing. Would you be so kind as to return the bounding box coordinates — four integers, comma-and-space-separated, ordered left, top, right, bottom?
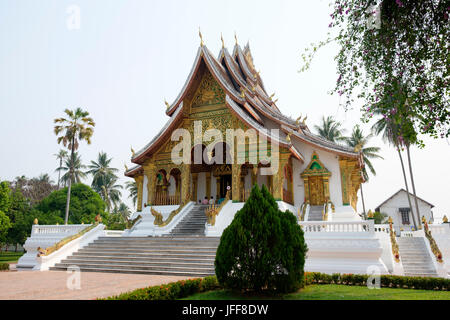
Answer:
205, 190, 230, 226
37, 223, 97, 257
388, 217, 400, 262
151, 201, 189, 227
422, 216, 444, 263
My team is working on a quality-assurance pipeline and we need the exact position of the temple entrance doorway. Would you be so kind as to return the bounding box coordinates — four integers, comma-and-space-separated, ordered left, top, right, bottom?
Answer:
218, 174, 232, 199
308, 176, 325, 205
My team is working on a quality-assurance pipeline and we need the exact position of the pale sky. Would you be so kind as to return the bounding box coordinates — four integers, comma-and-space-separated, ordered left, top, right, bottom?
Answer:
0, 0, 448, 219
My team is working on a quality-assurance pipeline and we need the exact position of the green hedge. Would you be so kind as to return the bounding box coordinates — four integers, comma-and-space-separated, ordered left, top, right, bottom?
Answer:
305, 272, 450, 291
0, 263, 9, 271
103, 273, 449, 300
103, 276, 220, 300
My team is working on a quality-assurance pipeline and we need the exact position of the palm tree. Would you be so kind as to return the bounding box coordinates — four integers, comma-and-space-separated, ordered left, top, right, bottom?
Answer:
54, 108, 95, 224
57, 152, 87, 185
372, 116, 418, 229
345, 125, 383, 218
54, 149, 68, 189
125, 181, 138, 209
112, 202, 131, 221
96, 174, 122, 212
314, 116, 346, 143
37, 173, 54, 185
86, 152, 119, 190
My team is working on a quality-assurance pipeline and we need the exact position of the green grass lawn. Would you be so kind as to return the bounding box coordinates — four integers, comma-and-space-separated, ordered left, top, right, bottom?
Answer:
0, 252, 24, 263
182, 284, 450, 300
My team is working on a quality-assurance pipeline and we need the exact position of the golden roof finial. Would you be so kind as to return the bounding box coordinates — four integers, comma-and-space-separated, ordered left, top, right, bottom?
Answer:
33, 218, 38, 225
234, 32, 238, 45
131, 146, 135, 156
302, 115, 308, 125
164, 99, 170, 109
273, 98, 278, 104
199, 27, 204, 47
221, 33, 225, 49
286, 133, 291, 143
251, 85, 256, 92
443, 215, 448, 223
240, 88, 246, 98
124, 163, 129, 172
296, 113, 303, 126
269, 93, 275, 100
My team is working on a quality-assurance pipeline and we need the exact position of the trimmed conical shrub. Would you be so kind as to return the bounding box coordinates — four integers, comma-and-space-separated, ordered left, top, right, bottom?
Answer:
215, 184, 307, 293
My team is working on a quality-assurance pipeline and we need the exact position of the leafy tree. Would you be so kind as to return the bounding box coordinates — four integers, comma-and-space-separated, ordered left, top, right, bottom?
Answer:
314, 116, 346, 143
345, 124, 383, 217
36, 183, 106, 224
0, 181, 11, 213
0, 211, 11, 249
301, 0, 449, 139
10, 175, 57, 206
105, 203, 130, 230
54, 149, 68, 189
54, 108, 95, 224
373, 211, 388, 224
215, 184, 307, 293
125, 181, 138, 209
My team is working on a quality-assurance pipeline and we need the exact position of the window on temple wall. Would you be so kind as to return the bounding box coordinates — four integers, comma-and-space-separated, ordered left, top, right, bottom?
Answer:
399, 208, 410, 225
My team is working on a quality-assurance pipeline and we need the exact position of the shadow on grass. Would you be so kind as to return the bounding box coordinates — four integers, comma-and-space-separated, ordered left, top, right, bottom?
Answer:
181, 285, 450, 300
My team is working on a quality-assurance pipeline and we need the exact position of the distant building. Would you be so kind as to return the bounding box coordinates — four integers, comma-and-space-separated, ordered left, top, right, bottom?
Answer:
375, 189, 434, 232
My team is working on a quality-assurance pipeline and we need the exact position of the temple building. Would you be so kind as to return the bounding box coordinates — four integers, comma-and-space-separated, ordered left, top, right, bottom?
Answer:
125, 37, 365, 234
18, 38, 448, 279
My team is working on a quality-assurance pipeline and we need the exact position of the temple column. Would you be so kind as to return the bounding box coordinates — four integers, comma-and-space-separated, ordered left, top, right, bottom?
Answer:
143, 163, 156, 206
232, 164, 241, 202
323, 176, 330, 202
134, 175, 144, 212
251, 166, 257, 187
303, 177, 310, 203
206, 172, 211, 200
272, 152, 290, 201
181, 164, 191, 204
215, 176, 220, 199
191, 173, 198, 202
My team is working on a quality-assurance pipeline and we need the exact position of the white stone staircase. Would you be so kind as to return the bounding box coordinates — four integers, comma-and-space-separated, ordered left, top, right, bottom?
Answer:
308, 205, 323, 221
397, 237, 438, 277
50, 236, 219, 276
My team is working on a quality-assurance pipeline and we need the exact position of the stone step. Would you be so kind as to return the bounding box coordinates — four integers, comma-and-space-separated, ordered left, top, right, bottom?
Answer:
86, 244, 218, 250
49, 266, 214, 277
56, 260, 215, 270
79, 248, 216, 255
73, 251, 216, 259
52, 263, 214, 273
67, 255, 215, 263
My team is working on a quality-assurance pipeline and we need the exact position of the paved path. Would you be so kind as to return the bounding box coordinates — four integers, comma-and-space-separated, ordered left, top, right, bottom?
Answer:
0, 271, 189, 300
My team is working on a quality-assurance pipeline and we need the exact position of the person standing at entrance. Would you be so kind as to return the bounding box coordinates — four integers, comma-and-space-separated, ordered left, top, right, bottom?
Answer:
202, 196, 209, 205
209, 196, 215, 205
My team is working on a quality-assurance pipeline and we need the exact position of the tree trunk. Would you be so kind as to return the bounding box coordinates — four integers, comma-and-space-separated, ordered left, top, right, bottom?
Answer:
57, 158, 62, 189
360, 183, 367, 219
64, 141, 75, 225
406, 145, 421, 228
397, 148, 417, 229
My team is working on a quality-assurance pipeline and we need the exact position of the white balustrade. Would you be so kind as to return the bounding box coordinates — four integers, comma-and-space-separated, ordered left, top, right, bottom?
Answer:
429, 224, 450, 235
32, 224, 89, 236
299, 220, 374, 233
374, 224, 389, 233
